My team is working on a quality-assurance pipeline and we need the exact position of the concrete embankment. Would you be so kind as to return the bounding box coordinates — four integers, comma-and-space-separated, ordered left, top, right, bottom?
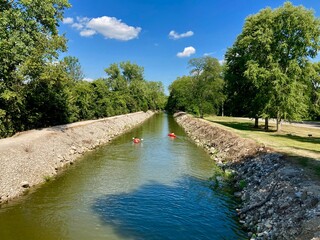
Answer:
174, 112, 320, 240
0, 111, 154, 206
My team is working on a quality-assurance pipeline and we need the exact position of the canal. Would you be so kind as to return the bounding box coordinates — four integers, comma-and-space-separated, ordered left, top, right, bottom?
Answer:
0, 113, 246, 240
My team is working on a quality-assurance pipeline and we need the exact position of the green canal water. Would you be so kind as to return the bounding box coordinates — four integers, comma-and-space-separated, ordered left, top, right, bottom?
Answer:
0, 113, 246, 240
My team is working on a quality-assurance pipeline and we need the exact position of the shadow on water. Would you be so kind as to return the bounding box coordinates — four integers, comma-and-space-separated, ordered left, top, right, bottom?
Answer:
0, 113, 248, 240
92, 176, 246, 240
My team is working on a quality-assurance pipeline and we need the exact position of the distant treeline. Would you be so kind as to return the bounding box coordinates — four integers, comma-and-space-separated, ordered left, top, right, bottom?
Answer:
0, 1, 166, 138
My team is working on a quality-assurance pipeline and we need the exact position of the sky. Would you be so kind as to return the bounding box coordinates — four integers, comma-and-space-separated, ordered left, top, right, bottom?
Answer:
58, 0, 320, 92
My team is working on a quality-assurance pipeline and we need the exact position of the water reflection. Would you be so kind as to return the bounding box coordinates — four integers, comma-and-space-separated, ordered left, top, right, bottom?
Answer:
0, 114, 246, 240
93, 176, 245, 240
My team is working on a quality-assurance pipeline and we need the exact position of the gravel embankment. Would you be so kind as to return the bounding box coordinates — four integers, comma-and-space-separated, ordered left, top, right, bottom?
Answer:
0, 111, 154, 205
174, 112, 320, 240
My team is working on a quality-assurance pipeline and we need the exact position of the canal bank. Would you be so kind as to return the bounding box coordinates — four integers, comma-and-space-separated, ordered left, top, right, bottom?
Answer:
174, 112, 320, 240
0, 113, 247, 240
0, 111, 154, 206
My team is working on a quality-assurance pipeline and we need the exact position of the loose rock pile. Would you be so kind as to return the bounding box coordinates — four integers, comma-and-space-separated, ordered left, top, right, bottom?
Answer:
232, 153, 320, 239
174, 112, 320, 240
0, 111, 154, 206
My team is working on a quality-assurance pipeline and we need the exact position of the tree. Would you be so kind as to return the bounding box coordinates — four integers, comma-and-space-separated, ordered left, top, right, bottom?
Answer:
166, 76, 194, 113
146, 81, 167, 110
188, 56, 225, 118
0, 0, 70, 136
105, 61, 160, 113
105, 63, 127, 92
62, 56, 84, 82
225, 2, 320, 131
91, 79, 114, 118
24, 62, 72, 128
308, 62, 320, 120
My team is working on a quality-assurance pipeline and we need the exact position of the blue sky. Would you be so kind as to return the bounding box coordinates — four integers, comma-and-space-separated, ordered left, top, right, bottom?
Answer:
59, 0, 320, 92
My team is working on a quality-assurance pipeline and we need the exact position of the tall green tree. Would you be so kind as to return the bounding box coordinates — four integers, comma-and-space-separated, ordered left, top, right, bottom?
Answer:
188, 56, 225, 118
308, 62, 320, 120
146, 81, 167, 110
91, 79, 113, 118
166, 76, 194, 113
0, 0, 70, 136
24, 62, 72, 128
225, 2, 320, 131
62, 56, 84, 82
105, 61, 160, 112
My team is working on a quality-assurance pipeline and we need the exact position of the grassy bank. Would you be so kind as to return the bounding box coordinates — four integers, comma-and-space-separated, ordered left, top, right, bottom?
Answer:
205, 116, 320, 176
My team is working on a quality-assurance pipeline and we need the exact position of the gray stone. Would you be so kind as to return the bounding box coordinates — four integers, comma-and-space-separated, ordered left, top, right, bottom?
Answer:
21, 181, 30, 188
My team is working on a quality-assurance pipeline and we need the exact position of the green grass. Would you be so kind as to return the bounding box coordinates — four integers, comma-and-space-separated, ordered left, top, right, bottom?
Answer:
205, 115, 320, 177
43, 175, 53, 182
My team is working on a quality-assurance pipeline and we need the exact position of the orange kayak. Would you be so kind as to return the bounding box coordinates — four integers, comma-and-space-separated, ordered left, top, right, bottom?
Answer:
168, 133, 176, 138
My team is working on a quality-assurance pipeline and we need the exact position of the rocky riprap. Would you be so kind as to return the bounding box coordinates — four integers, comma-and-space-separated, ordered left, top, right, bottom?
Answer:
232, 153, 320, 240
0, 111, 154, 206
174, 112, 320, 240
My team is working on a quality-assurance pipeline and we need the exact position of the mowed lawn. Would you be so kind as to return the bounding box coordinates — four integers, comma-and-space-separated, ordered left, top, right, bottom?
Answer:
205, 116, 320, 164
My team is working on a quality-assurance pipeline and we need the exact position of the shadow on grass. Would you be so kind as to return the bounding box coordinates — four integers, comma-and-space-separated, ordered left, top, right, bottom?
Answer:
207, 119, 320, 145
272, 134, 320, 145
283, 154, 320, 178
290, 146, 320, 155
206, 120, 271, 132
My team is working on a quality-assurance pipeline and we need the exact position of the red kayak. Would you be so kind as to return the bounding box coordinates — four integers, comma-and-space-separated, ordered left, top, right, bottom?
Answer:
168, 133, 176, 138
133, 138, 141, 143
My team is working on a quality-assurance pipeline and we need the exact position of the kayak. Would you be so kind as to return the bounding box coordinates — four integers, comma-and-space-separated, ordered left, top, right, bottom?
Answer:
168, 133, 176, 138
133, 138, 141, 143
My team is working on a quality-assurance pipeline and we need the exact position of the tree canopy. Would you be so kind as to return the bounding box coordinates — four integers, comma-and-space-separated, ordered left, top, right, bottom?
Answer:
0, 1, 166, 138
167, 56, 225, 117
0, 0, 71, 136
224, 2, 320, 130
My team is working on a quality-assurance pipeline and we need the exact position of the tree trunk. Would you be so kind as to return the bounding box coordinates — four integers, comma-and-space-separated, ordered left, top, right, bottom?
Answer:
221, 104, 224, 117
276, 112, 281, 132
254, 115, 259, 128
199, 101, 203, 118
264, 117, 269, 131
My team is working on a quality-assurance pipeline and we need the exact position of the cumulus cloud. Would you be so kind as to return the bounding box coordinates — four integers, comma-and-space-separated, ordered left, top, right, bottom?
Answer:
169, 30, 194, 40
87, 16, 141, 40
177, 46, 196, 58
63, 17, 74, 24
64, 16, 141, 41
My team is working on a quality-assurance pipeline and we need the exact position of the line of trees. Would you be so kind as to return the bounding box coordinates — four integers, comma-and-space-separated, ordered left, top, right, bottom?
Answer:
167, 2, 320, 131
166, 56, 225, 118
2, 1, 320, 137
0, 0, 166, 138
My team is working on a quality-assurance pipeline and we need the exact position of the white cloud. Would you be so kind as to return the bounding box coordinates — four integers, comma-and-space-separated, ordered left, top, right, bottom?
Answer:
177, 46, 196, 58
63, 17, 74, 24
67, 16, 141, 41
203, 52, 215, 56
169, 30, 194, 40
80, 29, 96, 37
72, 23, 84, 30
87, 16, 141, 41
